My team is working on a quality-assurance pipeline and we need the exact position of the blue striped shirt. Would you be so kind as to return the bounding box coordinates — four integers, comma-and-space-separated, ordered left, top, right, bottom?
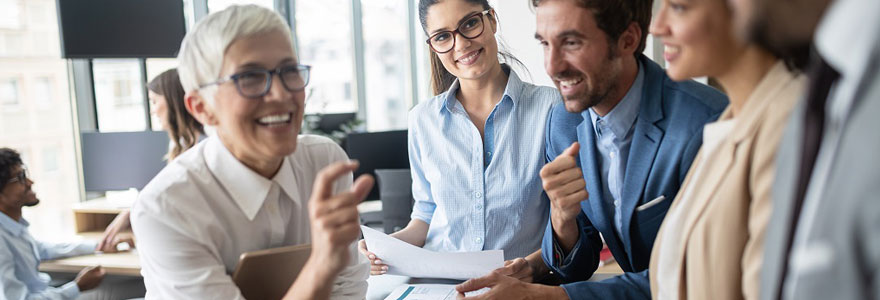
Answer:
408, 67, 560, 260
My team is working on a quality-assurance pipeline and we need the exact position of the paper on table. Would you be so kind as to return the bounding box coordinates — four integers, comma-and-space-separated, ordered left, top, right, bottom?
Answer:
384, 284, 488, 300
361, 226, 504, 280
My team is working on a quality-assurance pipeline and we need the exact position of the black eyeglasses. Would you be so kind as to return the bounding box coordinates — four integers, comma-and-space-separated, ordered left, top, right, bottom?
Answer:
426, 10, 492, 54
200, 64, 311, 98
7, 168, 28, 184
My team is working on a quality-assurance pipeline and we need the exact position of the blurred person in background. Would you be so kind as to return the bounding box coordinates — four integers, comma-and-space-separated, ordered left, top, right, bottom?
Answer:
726, 0, 880, 299
96, 68, 206, 253
648, 0, 807, 298
0, 147, 108, 299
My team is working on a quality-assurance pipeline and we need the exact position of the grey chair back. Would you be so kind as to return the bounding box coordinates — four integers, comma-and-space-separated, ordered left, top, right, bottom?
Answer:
375, 169, 413, 233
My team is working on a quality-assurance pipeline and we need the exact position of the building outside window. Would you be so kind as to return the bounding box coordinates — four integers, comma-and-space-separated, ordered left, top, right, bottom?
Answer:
296, 0, 357, 114
92, 59, 148, 132
0, 0, 80, 240
362, 0, 409, 131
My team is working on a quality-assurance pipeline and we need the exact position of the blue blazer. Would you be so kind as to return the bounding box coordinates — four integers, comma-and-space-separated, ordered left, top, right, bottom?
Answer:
540, 55, 728, 299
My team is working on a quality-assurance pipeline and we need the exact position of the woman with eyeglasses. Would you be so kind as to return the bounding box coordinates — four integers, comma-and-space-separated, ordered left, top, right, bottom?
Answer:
130, 5, 370, 299
358, 0, 561, 282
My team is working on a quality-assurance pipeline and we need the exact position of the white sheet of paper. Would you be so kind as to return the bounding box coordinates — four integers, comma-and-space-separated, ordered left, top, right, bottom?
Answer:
361, 226, 504, 280
383, 284, 488, 300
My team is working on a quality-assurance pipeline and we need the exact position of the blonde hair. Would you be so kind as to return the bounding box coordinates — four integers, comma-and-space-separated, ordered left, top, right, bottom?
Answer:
177, 5, 294, 104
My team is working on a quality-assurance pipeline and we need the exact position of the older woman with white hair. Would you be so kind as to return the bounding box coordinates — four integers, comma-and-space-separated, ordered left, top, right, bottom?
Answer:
131, 5, 371, 300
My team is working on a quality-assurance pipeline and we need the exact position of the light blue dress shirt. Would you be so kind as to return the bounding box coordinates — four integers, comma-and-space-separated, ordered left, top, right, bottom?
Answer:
585, 62, 644, 240
0, 212, 97, 300
408, 66, 559, 260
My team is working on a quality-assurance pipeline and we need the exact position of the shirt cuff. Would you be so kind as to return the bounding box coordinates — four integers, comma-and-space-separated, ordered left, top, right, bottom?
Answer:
59, 281, 81, 300
551, 218, 586, 269
552, 236, 579, 268
84, 240, 99, 250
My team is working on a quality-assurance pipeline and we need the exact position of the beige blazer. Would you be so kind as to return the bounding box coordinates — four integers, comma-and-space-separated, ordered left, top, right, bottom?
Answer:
649, 62, 806, 300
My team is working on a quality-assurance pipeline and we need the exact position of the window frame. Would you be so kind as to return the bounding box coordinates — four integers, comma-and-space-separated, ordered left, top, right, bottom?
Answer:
69, 0, 427, 200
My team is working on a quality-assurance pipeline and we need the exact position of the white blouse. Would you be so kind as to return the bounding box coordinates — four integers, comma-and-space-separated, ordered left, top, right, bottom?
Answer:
132, 135, 368, 300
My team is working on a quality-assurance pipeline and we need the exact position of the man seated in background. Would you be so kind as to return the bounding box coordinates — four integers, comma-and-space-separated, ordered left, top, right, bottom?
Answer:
0, 147, 107, 299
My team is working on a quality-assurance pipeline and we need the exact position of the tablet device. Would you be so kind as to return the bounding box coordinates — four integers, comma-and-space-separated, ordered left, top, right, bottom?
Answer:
232, 244, 312, 300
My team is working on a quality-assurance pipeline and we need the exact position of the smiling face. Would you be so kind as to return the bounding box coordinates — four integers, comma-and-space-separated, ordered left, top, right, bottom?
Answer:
651, 0, 743, 81
0, 165, 39, 213
189, 30, 304, 176
535, 0, 626, 113
424, 0, 499, 81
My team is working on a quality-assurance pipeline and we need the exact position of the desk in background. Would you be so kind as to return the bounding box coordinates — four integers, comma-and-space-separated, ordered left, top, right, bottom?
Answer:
38, 198, 143, 277
71, 197, 131, 236
39, 251, 141, 277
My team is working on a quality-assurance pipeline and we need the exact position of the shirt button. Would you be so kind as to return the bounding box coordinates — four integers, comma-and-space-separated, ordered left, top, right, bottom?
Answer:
610, 152, 616, 159
475, 237, 483, 244
475, 192, 482, 198
475, 204, 483, 210
614, 200, 620, 207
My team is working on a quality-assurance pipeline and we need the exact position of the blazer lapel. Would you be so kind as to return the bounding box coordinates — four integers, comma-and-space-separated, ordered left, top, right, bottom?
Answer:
577, 119, 609, 233
619, 58, 665, 257
675, 124, 737, 255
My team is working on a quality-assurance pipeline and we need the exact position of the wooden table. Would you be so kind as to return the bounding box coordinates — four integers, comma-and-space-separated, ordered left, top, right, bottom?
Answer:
39, 250, 142, 277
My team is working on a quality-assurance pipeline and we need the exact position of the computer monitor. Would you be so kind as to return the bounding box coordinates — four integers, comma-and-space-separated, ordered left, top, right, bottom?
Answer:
344, 130, 409, 200
315, 113, 357, 133
81, 131, 170, 191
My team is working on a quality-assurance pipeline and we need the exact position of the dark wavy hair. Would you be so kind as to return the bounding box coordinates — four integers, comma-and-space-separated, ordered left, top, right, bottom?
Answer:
418, 0, 527, 95
0, 148, 23, 191
148, 69, 204, 160
531, 0, 653, 58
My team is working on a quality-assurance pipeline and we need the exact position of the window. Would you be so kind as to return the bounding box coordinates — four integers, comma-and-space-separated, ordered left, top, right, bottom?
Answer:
0, 0, 79, 240
361, 0, 409, 131
296, 0, 357, 114
33, 76, 52, 109
208, 0, 274, 13
0, 0, 21, 29
0, 78, 19, 107
92, 59, 148, 132
145, 58, 178, 82
41, 146, 59, 173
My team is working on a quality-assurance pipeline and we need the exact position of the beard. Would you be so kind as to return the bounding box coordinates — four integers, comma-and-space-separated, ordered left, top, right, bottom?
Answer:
556, 48, 622, 113
22, 189, 39, 207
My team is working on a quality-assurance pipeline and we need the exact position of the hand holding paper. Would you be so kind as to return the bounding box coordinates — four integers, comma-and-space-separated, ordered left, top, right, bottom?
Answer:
360, 226, 504, 280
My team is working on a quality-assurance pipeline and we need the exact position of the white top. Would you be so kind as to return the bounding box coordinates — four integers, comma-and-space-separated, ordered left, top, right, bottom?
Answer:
655, 118, 737, 299
786, 0, 880, 296
131, 135, 368, 300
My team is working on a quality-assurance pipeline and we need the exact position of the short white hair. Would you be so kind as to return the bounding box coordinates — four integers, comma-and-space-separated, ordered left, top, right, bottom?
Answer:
177, 5, 294, 101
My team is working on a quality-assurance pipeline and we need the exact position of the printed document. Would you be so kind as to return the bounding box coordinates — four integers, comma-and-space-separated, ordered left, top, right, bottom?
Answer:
361, 226, 504, 280
384, 284, 488, 300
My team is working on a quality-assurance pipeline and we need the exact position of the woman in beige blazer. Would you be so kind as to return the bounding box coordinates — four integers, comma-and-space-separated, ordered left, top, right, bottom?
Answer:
647, 0, 807, 299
